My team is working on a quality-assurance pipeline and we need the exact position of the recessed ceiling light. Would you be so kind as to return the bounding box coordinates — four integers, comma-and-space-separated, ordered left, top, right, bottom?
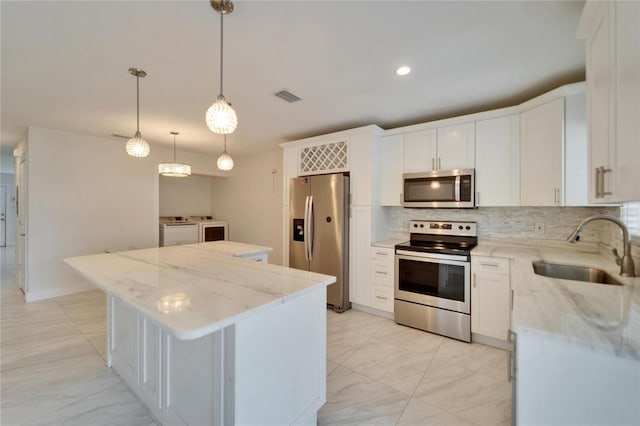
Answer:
395, 66, 411, 76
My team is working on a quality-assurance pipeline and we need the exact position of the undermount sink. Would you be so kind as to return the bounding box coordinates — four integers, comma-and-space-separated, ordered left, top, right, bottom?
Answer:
532, 261, 623, 286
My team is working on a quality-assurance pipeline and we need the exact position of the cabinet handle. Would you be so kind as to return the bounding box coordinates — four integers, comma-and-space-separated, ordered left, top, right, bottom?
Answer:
438, 157, 441, 170
375, 271, 388, 275
376, 295, 388, 300
432, 158, 435, 170
554, 188, 560, 205
400, 193, 403, 204
510, 289, 514, 311
595, 167, 602, 198
375, 251, 388, 257
476, 191, 480, 206
508, 331, 517, 383
601, 167, 612, 196
480, 262, 499, 268
473, 273, 477, 288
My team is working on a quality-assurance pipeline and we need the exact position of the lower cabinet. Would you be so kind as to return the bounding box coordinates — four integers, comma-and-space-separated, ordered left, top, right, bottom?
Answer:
369, 246, 394, 313
471, 256, 511, 341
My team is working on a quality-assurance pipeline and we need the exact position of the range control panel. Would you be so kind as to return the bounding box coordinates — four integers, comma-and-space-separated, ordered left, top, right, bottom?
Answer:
409, 220, 477, 237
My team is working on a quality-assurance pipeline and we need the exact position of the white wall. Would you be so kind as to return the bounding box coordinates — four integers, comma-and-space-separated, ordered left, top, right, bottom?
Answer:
211, 150, 283, 265
159, 174, 216, 217
23, 126, 221, 301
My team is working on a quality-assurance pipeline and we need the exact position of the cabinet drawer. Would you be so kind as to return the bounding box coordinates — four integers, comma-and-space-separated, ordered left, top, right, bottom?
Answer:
472, 256, 510, 274
372, 285, 394, 312
372, 262, 393, 285
370, 246, 394, 261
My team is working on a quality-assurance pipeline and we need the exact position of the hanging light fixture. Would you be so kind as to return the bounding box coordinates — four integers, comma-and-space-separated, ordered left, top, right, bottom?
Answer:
205, 0, 238, 135
159, 132, 191, 177
125, 68, 150, 157
217, 134, 234, 170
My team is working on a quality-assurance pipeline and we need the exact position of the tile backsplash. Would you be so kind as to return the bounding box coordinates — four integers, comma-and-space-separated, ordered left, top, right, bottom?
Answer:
385, 206, 620, 243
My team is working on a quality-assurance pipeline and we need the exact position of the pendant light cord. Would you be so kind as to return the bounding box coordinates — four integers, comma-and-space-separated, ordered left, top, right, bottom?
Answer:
173, 134, 177, 162
136, 75, 140, 133
219, 8, 224, 97
223, 134, 227, 153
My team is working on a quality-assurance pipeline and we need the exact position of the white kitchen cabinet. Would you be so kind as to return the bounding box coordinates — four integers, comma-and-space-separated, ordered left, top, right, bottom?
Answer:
349, 205, 371, 307
471, 256, 511, 342
403, 129, 436, 172
577, 0, 640, 203
402, 123, 475, 173
436, 122, 476, 171
378, 134, 403, 206
369, 246, 394, 313
520, 97, 565, 206
475, 115, 520, 206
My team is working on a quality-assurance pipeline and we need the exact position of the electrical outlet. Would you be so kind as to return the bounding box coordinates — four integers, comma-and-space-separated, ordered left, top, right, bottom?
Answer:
535, 223, 545, 235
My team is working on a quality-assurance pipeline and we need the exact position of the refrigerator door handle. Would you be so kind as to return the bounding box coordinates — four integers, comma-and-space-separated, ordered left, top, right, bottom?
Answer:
308, 195, 314, 261
303, 195, 310, 261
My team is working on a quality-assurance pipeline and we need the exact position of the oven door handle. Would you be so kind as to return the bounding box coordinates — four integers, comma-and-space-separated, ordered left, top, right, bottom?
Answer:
454, 175, 461, 202
395, 251, 469, 264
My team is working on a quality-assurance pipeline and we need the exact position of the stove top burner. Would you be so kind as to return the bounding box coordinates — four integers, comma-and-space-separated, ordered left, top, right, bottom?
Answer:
396, 220, 478, 257
396, 240, 477, 256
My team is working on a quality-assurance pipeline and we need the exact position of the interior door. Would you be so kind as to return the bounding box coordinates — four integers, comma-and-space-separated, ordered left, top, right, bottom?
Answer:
309, 174, 346, 308
0, 185, 6, 247
289, 177, 310, 271
16, 157, 27, 292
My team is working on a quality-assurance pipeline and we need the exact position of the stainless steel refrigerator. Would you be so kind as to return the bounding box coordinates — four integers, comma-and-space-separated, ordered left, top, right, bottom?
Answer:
289, 173, 350, 312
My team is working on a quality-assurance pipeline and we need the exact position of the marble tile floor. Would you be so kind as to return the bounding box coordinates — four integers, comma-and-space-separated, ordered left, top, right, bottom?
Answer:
1, 247, 511, 425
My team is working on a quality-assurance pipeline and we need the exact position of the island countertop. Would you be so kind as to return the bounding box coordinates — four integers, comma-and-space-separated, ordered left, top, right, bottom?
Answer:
64, 242, 335, 340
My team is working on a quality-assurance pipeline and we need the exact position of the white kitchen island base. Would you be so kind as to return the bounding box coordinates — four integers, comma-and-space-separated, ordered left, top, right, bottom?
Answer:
65, 242, 334, 426
109, 287, 326, 426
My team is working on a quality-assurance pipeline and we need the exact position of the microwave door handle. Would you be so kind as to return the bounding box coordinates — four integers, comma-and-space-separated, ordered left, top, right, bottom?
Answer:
455, 176, 461, 201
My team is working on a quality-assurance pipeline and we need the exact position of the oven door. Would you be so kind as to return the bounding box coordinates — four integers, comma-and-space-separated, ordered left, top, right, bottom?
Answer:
394, 252, 470, 314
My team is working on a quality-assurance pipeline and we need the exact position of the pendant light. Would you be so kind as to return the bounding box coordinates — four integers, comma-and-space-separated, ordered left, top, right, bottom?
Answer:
125, 68, 150, 157
159, 132, 191, 177
217, 134, 234, 170
205, 0, 238, 135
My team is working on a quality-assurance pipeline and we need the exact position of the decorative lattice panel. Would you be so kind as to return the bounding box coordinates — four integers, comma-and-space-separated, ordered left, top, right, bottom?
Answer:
298, 141, 348, 175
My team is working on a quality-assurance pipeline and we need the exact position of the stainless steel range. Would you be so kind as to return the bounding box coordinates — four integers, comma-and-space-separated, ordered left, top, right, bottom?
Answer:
394, 220, 477, 342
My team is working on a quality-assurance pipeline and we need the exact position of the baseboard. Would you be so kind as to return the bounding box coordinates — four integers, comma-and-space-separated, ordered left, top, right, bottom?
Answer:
472, 332, 513, 351
25, 281, 95, 302
351, 302, 394, 320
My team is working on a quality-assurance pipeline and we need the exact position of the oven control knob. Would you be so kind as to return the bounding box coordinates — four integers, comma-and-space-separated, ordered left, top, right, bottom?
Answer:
458, 225, 463, 230
420, 224, 424, 228
466, 226, 471, 230
413, 224, 418, 228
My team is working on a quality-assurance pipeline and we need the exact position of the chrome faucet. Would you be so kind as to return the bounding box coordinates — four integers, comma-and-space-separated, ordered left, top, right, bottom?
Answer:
567, 214, 636, 277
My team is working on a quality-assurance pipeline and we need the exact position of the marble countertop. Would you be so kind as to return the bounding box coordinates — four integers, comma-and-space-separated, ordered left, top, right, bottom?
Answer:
371, 238, 407, 249
198, 240, 273, 257
473, 238, 640, 360
64, 242, 335, 341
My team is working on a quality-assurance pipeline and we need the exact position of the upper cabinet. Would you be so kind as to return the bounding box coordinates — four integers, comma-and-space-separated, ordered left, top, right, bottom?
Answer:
520, 98, 565, 206
403, 124, 475, 173
577, 1, 640, 203
436, 123, 476, 171
378, 134, 403, 206
475, 115, 520, 206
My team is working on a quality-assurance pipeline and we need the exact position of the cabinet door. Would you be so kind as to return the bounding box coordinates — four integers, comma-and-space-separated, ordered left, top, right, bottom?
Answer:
613, 0, 640, 202
475, 115, 520, 206
436, 122, 476, 170
520, 98, 564, 206
471, 257, 511, 341
564, 93, 591, 206
349, 134, 373, 205
349, 206, 371, 306
403, 130, 436, 172
379, 135, 403, 206
585, 2, 616, 203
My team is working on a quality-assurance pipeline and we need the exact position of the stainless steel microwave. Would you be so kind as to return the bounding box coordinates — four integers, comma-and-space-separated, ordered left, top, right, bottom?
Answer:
402, 169, 475, 208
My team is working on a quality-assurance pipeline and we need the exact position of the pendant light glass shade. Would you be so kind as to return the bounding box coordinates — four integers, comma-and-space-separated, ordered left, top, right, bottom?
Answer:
206, 97, 237, 134
217, 134, 234, 170
126, 131, 150, 157
206, 1, 237, 135
158, 163, 192, 177
159, 132, 191, 177
126, 68, 150, 157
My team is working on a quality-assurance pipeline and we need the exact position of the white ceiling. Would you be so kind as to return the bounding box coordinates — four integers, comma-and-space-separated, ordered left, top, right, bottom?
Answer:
1, 0, 586, 159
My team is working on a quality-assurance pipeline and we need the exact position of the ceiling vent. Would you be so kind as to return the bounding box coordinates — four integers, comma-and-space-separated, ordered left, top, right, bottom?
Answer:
275, 90, 302, 103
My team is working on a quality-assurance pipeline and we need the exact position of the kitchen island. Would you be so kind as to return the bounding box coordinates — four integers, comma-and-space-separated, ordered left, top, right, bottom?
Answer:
64, 241, 335, 426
